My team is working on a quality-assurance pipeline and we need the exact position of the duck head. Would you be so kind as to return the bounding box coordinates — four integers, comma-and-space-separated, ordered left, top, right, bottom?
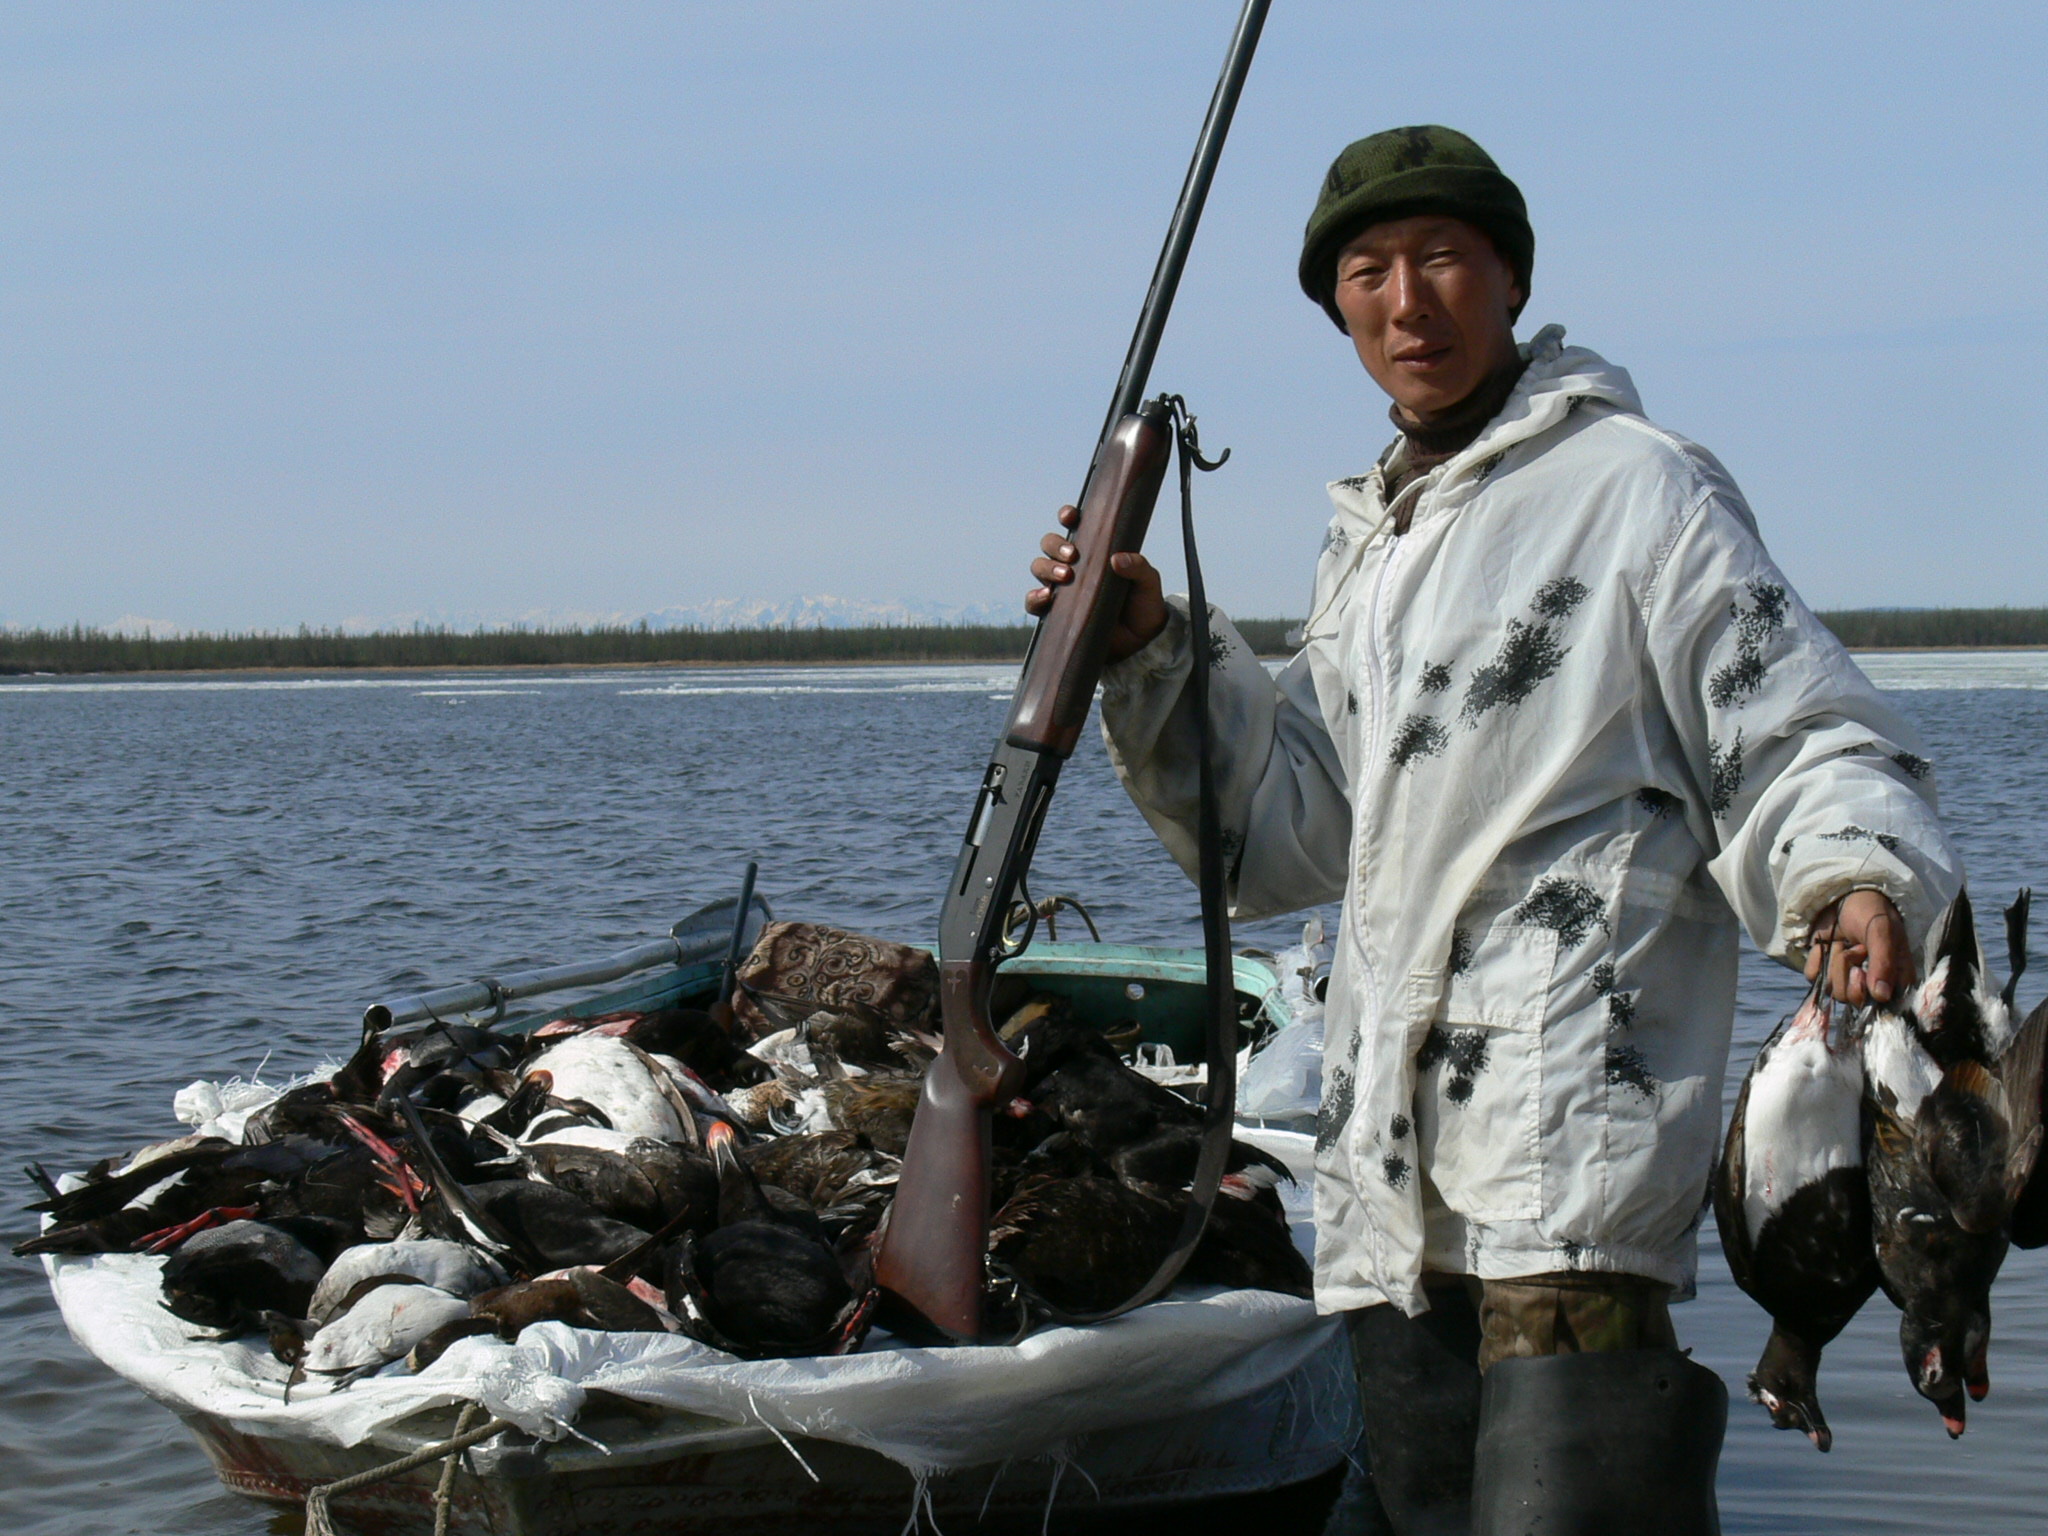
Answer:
1900, 1298, 1990, 1437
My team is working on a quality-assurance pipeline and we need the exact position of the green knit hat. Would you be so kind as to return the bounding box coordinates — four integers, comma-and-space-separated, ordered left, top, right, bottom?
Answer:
1298, 125, 1533, 330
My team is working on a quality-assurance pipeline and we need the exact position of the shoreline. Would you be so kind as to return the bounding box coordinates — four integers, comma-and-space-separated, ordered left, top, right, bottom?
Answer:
5, 643, 2047, 682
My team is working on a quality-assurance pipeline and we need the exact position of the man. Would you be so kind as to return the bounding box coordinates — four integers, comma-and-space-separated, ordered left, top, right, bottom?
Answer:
1027, 127, 1957, 1532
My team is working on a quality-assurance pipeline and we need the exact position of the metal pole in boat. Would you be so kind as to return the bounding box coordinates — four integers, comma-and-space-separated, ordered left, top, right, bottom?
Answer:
714, 860, 760, 1027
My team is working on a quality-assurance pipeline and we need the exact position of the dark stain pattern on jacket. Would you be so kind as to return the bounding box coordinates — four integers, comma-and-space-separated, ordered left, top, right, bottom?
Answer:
1707, 580, 1789, 708
1892, 750, 1931, 781
1606, 1041, 1660, 1099
1818, 823, 1902, 854
1472, 453, 1506, 485
1390, 1114, 1412, 1141
1419, 661, 1454, 695
1533, 576, 1590, 620
1460, 578, 1587, 724
1203, 629, 1233, 669
1559, 1238, 1586, 1268
1381, 1152, 1412, 1190
1636, 786, 1683, 818
1514, 876, 1610, 948
1448, 928, 1475, 976
1346, 690, 1359, 716
1709, 731, 1745, 817
1596, 965, 1658, 1098
1605, 988, 1639, 1032
1389, 713, 1449, 768
1461, 619, 1567, 723
1317, 1064, 1356, 1156
1419, 1026, 1490, 1106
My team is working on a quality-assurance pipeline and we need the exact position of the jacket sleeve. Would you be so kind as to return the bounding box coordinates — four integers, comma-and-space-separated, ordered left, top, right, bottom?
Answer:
1098, 596, 1352, 920
1644, 493, 1961, 965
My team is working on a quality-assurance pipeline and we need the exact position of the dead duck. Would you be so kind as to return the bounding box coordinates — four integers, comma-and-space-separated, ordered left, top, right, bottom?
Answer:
517, 1033, 687, 1143
663, 1122, 868, 1358
1026, 1047, 1204, 1166
375, 1021, 519, 1107
1713, 977, 1879, 1451
298, 1281, 472, 1391
158, 1216, 344, 1332
986, 1174, 1182, 1316
407, 1268, 672, 1372
818, 1074, 925, 1156
307, 1238, 507, 1326
17, 1135, 340, 1258
1106, 1123, 1292, 1207
1184, 1176, 1313, 1298
742, 1129, 894, 1210
1864, 889, 2046, 1437
522, 1138, 718, 1235
392, 1098, 651, 1276
589, 1007, 775, 1092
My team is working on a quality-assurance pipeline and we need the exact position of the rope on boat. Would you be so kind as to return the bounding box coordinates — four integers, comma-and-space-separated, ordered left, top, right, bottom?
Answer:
302, 1403, 510, 1536
431, 1403, 483, 1536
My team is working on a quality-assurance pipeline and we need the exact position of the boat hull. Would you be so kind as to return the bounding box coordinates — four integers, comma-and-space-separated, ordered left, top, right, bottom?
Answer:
183, 1344, 1351, 1534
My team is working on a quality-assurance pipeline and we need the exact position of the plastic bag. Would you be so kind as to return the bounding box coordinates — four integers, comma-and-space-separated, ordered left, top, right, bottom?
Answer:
1237, 915, 1330, 1120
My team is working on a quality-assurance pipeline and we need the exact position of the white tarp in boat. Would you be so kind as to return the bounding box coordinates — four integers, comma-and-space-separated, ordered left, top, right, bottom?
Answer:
46, 1119, 1349, 1476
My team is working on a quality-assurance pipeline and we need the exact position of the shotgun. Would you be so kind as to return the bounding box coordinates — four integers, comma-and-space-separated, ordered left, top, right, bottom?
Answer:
873, 0, 1271, 1343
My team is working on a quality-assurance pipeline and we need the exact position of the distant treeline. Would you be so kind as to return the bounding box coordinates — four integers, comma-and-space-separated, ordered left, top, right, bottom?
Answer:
1813, 608, 2048, 650
0, 619, 1304, 675
2, 610, 2039, 675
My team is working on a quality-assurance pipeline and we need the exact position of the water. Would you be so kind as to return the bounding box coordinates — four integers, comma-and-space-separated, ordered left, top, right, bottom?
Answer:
2, 652, 2045, 1534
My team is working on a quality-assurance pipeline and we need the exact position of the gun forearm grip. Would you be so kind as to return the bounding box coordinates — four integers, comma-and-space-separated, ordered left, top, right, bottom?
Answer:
1004, 403, 1173, 758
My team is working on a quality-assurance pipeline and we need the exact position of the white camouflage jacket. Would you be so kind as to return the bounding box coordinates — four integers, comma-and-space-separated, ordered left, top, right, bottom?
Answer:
1099, 326, 1960, 1315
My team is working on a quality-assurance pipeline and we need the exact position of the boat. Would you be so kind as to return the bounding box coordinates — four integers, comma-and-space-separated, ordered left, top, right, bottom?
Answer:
39, 901, 1356, 1535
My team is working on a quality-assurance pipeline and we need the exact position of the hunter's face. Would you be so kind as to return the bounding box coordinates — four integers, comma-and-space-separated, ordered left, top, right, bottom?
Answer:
1332, 215, 1522, 419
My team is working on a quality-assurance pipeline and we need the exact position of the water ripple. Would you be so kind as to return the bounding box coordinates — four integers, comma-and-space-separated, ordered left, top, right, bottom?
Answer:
2, 665, 2045, 1532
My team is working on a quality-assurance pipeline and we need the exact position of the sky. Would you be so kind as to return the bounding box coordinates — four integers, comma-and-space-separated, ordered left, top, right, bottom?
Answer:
1, 1, 2043, 633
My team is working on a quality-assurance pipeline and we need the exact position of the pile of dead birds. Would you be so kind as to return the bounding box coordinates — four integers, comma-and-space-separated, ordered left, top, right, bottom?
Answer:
1716, 886, 2048, 1450
15, 925, 1308, 1396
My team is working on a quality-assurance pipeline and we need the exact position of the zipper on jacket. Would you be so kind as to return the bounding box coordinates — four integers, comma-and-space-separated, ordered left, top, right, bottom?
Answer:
1342, 492, 1412, 1178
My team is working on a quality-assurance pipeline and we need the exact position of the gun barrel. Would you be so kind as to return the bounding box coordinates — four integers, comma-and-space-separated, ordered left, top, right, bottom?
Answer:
1100, 0, 1273, 440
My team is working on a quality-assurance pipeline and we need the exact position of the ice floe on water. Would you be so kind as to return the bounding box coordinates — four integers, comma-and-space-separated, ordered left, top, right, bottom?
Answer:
1855, 651, 2048, 691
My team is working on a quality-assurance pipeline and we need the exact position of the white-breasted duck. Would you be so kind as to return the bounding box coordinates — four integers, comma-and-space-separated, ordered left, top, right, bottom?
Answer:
1713, 975, 1877, 1450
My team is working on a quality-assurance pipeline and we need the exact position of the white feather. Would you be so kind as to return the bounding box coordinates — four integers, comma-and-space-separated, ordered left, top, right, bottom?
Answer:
1861, 1010, 1942, 1126
308, 1240, 506, 1325
457, 1091, 507, 1125
523, 1124, 645, 1154
794, 1087, 835, 1134
1741, 1000, 1863, 1240
520, 1033, 684, 1141
304, 1283, 470, 1375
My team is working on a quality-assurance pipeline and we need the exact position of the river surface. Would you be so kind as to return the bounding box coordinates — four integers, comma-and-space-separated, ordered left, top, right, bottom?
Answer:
2, 652, 2046, 1534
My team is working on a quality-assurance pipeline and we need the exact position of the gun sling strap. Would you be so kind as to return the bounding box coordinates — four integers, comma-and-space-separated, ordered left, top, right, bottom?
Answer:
1004, 399, 1239, 1330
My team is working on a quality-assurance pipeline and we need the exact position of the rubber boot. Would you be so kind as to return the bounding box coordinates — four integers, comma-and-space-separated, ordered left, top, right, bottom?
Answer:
1470, 1347, 1727, 1536
1344, 1290, 1483, 1536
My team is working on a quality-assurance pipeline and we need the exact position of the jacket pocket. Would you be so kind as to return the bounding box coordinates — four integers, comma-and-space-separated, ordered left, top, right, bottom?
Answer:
1412, 923, 1558, 1224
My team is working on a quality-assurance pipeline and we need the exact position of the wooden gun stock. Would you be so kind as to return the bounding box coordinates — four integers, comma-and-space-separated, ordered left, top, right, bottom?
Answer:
872, 959, 1019, 1341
